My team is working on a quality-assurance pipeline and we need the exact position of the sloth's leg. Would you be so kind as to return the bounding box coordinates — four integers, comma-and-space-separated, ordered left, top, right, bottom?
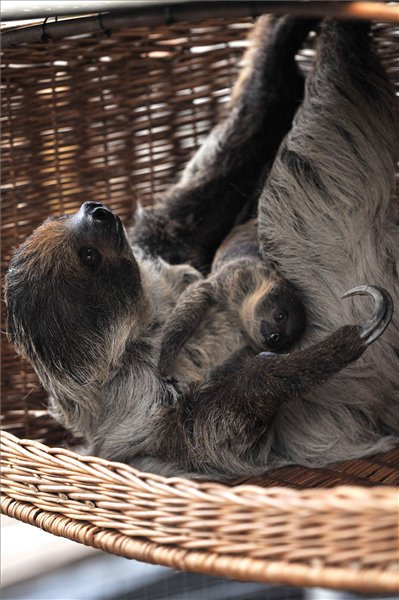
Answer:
131, 16, 316, 271
255, 19, 399, 464
258, 19, 398, 310
158, 280, 216, 379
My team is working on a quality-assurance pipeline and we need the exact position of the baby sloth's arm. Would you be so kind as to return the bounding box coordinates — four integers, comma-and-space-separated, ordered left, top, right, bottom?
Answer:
158, 280, 216, 379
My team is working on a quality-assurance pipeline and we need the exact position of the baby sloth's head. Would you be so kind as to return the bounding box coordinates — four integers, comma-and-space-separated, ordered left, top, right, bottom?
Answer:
5, 202, 146, 391
240, 274, 306, 353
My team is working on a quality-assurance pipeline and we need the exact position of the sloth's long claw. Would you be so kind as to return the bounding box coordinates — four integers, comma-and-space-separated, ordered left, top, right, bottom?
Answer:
342, 285, 393, 345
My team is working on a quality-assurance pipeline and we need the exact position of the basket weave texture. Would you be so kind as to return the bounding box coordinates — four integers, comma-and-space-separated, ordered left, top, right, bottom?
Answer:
1, 14, 399, 594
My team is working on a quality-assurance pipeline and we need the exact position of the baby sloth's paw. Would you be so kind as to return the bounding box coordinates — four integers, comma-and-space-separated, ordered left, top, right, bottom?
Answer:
168, 263, 204, 295
158, 353, 177, 381
240, 278, 306, 353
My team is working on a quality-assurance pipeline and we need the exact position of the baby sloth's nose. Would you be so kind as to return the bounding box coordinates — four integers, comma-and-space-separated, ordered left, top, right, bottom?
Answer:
261, 321, 284, 351
268, 332, 280, 345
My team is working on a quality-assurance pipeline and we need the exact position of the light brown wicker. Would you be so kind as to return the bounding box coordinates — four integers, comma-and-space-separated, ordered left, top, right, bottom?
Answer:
1, 4, 399, 594
2, 431, 399, 593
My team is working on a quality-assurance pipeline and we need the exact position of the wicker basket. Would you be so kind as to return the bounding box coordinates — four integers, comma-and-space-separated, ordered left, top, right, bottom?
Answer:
1, 4, 399, 594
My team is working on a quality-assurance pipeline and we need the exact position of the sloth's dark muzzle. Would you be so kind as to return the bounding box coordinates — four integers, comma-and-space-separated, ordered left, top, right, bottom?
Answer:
73, 202, 125, 250
79, 201, 117, 231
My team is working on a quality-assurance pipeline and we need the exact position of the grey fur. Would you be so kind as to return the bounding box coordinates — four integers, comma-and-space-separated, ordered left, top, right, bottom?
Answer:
258, 20, 399, 467
5, 18, 399, 480
158, 218, 306, 380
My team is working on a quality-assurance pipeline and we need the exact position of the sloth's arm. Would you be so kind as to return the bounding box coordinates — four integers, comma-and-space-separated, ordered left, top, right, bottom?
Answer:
131, 17, 316, 271
158, 280, 216, 379
154, 287, 392, 473
193, 325, 366, 422
193, 286, 392, 422
194, 286, 393, 412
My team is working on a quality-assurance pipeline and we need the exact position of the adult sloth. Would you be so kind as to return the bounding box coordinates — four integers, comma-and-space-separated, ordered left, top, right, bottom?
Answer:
6, 18, 398, 478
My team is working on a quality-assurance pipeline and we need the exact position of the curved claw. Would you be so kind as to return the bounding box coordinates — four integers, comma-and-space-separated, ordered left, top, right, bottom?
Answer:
342, 285, 393, 346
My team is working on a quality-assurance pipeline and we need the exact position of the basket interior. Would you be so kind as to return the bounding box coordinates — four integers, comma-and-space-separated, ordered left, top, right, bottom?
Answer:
2, 16, 398, 488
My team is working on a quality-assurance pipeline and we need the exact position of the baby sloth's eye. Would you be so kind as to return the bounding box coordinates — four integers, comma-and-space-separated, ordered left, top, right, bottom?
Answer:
275, 310, 288, 323
79, 247, 101, 269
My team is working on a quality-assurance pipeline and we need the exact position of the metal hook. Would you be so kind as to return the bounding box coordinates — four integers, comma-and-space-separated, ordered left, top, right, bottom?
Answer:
41, 16, 51, 43
40, 15, 59, 43
98, 13, 112, 37
164, 6, 174, 26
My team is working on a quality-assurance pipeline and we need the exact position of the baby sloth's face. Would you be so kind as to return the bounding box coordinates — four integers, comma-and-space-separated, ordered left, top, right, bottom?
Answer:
256, 280, 306, 352
241, 278, 306, 353
6, 202, 144, 385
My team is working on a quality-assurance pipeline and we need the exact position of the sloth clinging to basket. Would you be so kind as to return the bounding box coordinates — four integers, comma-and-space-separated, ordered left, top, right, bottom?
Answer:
6, 16, 399, 479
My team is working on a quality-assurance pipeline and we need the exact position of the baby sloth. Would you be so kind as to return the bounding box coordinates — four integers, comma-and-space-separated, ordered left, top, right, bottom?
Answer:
158, 219, 306, 380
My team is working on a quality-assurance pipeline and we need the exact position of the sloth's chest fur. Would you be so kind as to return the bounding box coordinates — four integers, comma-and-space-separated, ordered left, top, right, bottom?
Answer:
175, 307, 245, 384
140, 257, 247, 385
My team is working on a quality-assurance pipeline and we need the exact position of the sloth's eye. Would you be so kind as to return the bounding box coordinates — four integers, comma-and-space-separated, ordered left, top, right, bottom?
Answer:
275, 310, 288, 322
79, 247, 101, 269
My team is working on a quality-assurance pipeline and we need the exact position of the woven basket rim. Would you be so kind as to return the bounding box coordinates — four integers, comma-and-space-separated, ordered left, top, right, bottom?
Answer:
2, 430, 399, 594
1, 430, 398, 505
1, 431, 399, 592
2, 1, 399, 48
2, 496, 398, 594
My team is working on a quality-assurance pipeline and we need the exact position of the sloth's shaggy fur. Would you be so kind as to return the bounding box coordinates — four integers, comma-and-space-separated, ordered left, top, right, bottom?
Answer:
158, 218, 307, 380
6, 17, 399, 479
257, 19, 399, 468
131, 16, 315, 272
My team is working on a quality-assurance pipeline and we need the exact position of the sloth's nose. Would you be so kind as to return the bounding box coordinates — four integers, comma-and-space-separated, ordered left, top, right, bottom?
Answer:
73, 202, 125, 251
83, 202, 114, 223
261, 321, 283, 350
268, 332, 280, 345
73, 202, 119, 238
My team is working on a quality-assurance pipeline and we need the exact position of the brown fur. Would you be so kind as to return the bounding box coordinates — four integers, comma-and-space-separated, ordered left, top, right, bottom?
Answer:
131, 16, 317, 271
5, 18, 396, 479
158, 219, 306, 380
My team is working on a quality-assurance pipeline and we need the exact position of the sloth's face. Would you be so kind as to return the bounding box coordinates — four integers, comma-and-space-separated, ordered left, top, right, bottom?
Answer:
6, 203, 144, 384
241, 278, 306, 353
254, 280, 307, 352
